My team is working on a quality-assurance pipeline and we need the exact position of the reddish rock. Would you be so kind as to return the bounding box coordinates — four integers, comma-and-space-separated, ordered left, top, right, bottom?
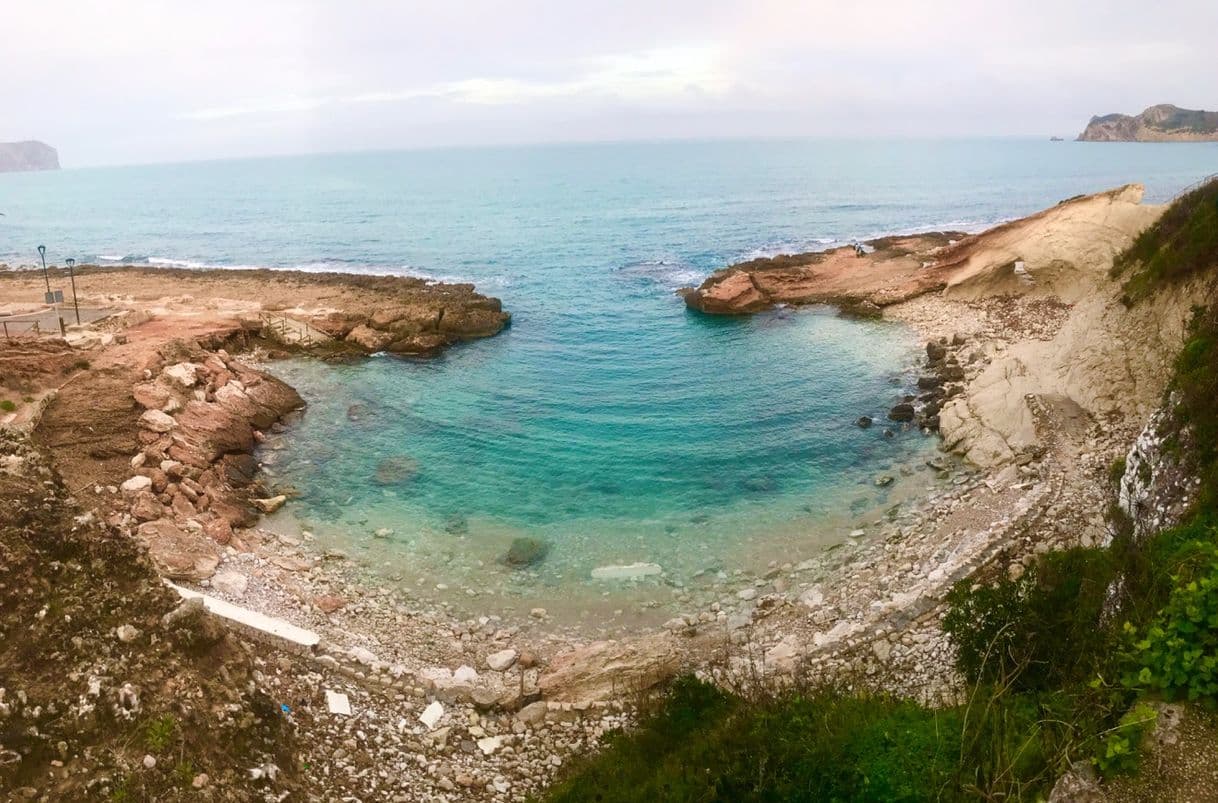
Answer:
132, 381, 174, 411
202, 516, 233, 545
136, 519, 220, 581
131, 490, 165, 522
313, 594, 346, 614
345, 324, 394, 351
171, 493, 198, 519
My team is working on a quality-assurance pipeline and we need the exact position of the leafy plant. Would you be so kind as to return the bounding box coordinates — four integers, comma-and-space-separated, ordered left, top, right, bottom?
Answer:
1124, 554, 1218, 701
144, 714, 178, 752
1094, 703, 1157, 776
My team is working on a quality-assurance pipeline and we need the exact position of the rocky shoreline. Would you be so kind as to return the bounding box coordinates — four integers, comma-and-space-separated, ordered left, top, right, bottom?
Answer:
2, 182, 1208, 800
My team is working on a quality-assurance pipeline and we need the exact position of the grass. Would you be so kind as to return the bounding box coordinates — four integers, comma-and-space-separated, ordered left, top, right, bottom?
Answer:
1112, 177, 1218, 304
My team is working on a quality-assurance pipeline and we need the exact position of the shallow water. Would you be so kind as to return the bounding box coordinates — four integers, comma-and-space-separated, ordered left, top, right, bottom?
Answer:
4, 138, 1215, 624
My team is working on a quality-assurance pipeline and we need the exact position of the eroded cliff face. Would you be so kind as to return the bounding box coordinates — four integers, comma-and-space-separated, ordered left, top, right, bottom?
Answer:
1078, 104, 1218, 142
0, 140, 59, 172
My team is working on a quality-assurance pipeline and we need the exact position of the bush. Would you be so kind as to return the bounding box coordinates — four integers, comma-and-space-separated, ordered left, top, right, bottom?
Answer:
539, 678, 964, 803
943, 549, 1118, 691
1123, 551, 1218, 702
0, 400, 15, 413
1095, 703, 1158, 776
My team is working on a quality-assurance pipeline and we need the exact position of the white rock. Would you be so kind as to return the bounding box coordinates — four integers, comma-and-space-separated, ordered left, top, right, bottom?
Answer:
737, 588, 758, 601
252, 495, 287, 514
348, 646, 376, 666
142, 754, 156, 769
120, 475, 152, 494
210, 570, 248, 598
162, 362, 198, 388
139, 409, 177, 433
476, 736, 503, 756
453, 665, 479, 684
419, 700, 444, 730
115, 624, 140, 643
486, 649, 518, 672
325, 690, 352, 716
590, 562, 662, 580
373, 527, 394, 538
130, 453, 146, 469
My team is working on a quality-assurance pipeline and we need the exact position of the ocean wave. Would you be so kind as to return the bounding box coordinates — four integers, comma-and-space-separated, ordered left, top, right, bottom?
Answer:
615, 258, 702, 289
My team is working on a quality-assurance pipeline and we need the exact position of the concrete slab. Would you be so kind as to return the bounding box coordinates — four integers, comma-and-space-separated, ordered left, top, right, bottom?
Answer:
164, 580, 320, 650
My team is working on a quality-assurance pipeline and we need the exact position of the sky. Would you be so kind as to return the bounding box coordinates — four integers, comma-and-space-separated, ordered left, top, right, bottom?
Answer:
3, 0, 1216, 167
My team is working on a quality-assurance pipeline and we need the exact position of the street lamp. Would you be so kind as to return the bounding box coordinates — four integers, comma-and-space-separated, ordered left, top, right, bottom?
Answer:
37, 244, 50, 296
66, 258, 80, 325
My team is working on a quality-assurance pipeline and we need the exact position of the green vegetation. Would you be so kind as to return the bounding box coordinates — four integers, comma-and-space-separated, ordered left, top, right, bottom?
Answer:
144, 714, 178, 752
540, 186, 1218, 802
0, 399, 15, 413
1113, 177, 1218, 304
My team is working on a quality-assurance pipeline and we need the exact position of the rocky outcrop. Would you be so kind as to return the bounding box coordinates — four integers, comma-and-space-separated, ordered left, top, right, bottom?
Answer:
0, 140, 59, 172
1078, 104, 1218, 142
681, 233, 962, 315
538, 635, 681, 706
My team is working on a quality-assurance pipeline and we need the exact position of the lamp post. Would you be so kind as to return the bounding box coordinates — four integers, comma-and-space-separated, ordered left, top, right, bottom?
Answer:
66, 258, 80, 325
37, 244, 50, 296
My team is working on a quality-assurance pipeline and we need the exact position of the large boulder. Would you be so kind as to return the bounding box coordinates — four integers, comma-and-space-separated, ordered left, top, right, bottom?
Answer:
501, 537, 549, 568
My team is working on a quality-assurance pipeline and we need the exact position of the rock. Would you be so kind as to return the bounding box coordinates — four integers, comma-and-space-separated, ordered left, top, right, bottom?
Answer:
485, 649, 518, 672
202, 517, 233, 545
856, 416, 873, 428
121, 475, 153, 494
314, 594, 346, 613
115, 624, 140, 643
346, 403, 369, 421
252, 495, 287, 514
887, 403, 916, 422
131, 490, 165, 522
373, 456, 418, 486
502, 537, 550, 568
926, 341, 947, 362
143, 754, 156, 769
916, 375, 944, 390
162, 362, 199, 388
476, 736, 503, 756
139, 409, 177, 433
325, 690, 352, 716
764, 636, 801, 674
191, 774, 209, 790
539, 634, 679, 705
875, 475, 895, 487
130, 452, 146, 469
419, 700, 445, 730
136, 520, 220, 581
737, 588, 758, 601
590, 562, 662, 580
345, 324, 395, 352
210, 570, 248, 597
1048, 761, 1104, 803
132, 381, 174, 411
516, 700, 548, 726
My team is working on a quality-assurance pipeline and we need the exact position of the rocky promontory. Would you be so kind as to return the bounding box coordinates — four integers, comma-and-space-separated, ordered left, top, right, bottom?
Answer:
0, 139, 59, 172
1077, 103, 1218, 141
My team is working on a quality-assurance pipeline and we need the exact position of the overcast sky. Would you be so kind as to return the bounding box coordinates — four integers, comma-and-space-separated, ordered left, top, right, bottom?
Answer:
3, 0, 1215, 167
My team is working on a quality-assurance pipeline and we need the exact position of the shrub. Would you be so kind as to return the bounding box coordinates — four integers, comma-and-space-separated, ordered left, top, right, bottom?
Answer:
1094, 703, 1158, 776
1113, 178, 1218, 303
0, 400, 15, 413
1123, 551, 1218, 702
943, 549, 1118, 692
144, 714, 177, 752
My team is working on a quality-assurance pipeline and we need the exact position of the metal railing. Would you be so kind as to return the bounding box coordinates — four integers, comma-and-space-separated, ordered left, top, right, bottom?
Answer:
1170, 172, 1218, 202
1, 318, 43, 340
258, 312, 316, 347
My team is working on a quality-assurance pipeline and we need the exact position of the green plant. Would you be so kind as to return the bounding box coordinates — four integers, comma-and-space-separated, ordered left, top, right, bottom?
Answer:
1124, 553, 1218, 701
1094, 703, 1157, 776
943, 549, 1118, 692
1113, 178, 1218, 303
1109, 457, 1127, 488
144, 714, 177, 752
0, 400, 15, 412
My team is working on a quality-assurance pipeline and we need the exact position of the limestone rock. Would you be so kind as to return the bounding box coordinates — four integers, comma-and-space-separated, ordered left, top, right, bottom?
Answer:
539, 634, 679, 705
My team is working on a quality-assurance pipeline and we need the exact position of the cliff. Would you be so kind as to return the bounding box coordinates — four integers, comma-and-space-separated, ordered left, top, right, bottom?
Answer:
0, 139, 59, 172
1078, 104, 1218, 142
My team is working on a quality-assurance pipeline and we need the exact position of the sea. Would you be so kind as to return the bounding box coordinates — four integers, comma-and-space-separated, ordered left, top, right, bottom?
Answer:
2, 138, 1215, 629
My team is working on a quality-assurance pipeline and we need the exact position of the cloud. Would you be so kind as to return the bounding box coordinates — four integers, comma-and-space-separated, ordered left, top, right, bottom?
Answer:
174, 45, 736, 121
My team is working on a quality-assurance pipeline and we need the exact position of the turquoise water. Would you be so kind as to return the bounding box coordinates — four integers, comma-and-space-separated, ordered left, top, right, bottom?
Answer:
3, 139, 1215, 621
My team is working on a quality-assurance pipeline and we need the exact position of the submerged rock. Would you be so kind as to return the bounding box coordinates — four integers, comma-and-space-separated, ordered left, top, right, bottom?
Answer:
856, 415, 874, 429
887, 403, 916, 422
502, 537, 549, 568
373, 456, 419, 486
590, 562, 662, 580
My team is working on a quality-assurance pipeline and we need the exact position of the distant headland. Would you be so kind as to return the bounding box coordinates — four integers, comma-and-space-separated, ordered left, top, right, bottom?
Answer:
0, 140, 60, 172
1078, 103, 1218, 141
